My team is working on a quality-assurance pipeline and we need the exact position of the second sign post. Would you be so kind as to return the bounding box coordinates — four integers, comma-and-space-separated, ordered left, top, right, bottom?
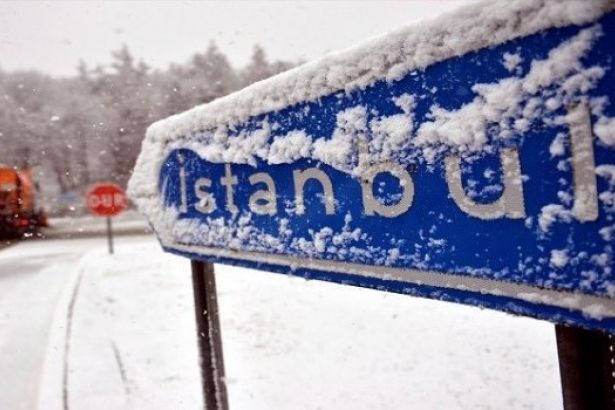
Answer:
86, 182, 127, 254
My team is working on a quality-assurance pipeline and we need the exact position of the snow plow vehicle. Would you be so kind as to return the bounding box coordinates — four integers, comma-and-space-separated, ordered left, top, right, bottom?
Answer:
0, 165, 47, 238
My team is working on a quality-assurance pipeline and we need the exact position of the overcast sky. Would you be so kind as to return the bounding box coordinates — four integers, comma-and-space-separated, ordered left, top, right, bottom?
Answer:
0, 0, 474, 77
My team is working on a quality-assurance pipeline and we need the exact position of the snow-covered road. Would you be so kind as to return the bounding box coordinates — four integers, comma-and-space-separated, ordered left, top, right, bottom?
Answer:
0, 234, 564, 409
0, 235, 201, 410
0, 237, 113, 410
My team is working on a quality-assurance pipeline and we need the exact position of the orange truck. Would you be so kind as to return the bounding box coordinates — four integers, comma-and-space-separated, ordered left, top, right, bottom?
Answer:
0, 165, 47, 237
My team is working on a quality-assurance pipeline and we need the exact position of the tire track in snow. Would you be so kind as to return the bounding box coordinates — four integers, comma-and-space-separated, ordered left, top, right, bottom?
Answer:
110, 340, 132, 400
62, 267, 84, 410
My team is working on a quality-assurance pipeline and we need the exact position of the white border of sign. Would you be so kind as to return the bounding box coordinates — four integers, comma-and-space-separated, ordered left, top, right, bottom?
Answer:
163, 240, 615, 319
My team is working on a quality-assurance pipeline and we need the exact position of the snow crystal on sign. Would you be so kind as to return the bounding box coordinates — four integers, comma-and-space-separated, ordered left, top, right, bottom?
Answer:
600, 225, 615, 241
502, 52, 523, 73
597, 165, 615, 185
393, 93, 415, 114
595, 116, 615, 146
549, 133, 566, 157
413, 25, 604, 162
538, 204, 572, 232
268, 130, 312, 164
313, 106, 366, 172
599, 191, 615, 212
368, 94, 415, 163
550, 249, 569, 268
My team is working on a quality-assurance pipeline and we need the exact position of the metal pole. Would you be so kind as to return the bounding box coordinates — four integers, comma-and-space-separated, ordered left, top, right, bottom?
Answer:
106, 217, 114, 255
555, 324, 615, 409
191, 260, 229, 410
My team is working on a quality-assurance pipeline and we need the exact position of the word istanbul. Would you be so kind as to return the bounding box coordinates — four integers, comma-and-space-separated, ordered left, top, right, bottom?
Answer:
177, 105, 598, 222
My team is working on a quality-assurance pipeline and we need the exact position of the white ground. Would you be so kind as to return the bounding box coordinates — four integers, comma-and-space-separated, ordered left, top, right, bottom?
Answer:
44, 210, 151, 238
0, 234, 563, 409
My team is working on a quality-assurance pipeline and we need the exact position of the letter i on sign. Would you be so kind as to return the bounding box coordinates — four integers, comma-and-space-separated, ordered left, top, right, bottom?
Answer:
178, 152, 188, 214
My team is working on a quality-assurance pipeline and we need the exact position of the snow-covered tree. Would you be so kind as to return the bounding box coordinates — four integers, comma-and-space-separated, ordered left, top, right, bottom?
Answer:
240, 44, 296, 87
0, 41, 296, 211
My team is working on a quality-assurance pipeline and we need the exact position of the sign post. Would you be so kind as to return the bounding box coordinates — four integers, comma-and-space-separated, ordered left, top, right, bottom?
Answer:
106, 216, 114, 255
191, 260, 229, 410
128, 1, 615, 408
555, 325, 615, 409
86, 182, 127, 254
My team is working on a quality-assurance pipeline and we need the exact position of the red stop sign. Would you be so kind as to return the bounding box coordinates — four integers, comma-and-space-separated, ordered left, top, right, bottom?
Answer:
86, 183, 127, 217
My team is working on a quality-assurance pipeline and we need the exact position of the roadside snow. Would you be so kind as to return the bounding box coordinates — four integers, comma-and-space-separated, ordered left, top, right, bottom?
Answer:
218, 263, 562, 410
0, 240, 87, 410
45, 210, 151, 239
22, 236, 563, 409
56, 238, 202, 410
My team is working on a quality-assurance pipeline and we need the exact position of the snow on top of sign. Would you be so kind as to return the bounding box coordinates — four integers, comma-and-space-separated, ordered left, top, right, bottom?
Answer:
142, 0, 612, 145
134, 19, 609, 183
268, 130, 312, 165
129, 1, 615, 221
129, 0, 615, 202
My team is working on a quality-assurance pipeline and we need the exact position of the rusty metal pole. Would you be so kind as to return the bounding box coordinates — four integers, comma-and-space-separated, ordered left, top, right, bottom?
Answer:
191, 260, 229, 410
555, 324, 615, 410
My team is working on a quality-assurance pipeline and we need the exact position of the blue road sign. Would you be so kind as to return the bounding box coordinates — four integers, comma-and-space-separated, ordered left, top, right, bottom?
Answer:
130, 2, 615, 331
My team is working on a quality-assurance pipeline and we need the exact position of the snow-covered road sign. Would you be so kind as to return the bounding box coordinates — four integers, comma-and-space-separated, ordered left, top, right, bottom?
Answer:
130, 1, 615, 331
86, 183, 127, 217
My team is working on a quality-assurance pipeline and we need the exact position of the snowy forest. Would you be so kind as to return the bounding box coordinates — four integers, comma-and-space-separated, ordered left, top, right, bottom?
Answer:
0, 42, 294, 213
